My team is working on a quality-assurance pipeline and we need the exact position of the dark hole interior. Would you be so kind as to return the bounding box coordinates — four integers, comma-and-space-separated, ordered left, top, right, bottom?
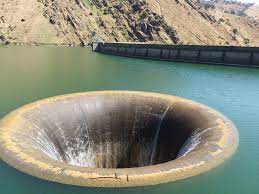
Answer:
22, 94, 212, 168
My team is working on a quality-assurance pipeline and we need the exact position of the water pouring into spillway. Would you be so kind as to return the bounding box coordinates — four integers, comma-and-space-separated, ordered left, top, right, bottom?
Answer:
0, 91, 239, 187
150, 106, 170, 165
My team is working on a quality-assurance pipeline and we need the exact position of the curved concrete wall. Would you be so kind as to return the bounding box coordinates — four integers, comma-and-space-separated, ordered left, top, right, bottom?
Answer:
0, 91, 239, 187
92, 42, 259, 67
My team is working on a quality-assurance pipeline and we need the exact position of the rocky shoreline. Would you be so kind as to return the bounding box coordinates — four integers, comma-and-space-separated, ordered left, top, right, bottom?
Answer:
0, 34, 10, 45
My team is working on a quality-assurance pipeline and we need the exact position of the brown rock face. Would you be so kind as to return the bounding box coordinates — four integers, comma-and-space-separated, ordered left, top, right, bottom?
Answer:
0, 0, 258, 46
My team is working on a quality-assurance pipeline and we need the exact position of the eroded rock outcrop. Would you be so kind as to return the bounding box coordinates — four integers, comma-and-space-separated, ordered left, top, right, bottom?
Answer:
0, 0, 258, 46
36, 0, 179, 45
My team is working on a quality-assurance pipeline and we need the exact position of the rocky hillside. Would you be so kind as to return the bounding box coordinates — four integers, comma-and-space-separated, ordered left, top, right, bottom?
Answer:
0, 0, 258, 46
245, 4, 259, 21
149, 0, 258, 46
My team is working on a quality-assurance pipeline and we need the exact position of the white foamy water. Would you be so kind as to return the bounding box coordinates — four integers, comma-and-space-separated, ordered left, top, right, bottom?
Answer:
150, 106, 170, 165
177, 126, 217, 158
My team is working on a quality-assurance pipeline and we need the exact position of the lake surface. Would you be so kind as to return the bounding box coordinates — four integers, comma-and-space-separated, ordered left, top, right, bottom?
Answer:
0, 46, 258, 194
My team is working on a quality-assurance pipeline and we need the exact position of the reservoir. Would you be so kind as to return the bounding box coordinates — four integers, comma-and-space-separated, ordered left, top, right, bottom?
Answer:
0, 46, 258, 194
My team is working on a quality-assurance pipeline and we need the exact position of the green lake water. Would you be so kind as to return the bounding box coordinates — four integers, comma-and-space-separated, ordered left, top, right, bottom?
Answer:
0, 46, 258, 194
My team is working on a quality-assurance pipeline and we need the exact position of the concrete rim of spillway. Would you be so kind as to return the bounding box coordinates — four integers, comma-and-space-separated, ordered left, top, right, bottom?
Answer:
0, 91, 239, 187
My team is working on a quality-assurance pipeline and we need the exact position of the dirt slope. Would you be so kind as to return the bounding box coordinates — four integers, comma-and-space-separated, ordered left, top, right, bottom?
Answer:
0, 0, 258, 46
149, 0, 259, 46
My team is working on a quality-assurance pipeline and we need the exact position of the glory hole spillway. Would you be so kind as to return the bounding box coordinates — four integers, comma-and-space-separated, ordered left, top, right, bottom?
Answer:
0, 91, 238, 187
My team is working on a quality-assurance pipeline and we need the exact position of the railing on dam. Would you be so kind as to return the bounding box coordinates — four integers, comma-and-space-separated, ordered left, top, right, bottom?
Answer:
92, 42, 259, 67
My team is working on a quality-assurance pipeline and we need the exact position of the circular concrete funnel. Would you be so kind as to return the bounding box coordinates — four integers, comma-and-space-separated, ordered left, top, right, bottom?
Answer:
0, 91, 238, 187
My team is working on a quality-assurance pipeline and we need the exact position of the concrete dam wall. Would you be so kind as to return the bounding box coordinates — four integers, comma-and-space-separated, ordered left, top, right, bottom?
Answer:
92, 42, 259, 67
